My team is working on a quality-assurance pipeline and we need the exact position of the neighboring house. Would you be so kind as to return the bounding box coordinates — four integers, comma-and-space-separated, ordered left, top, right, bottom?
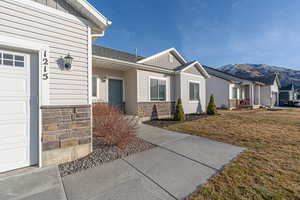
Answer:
0, 0, 111, 173
204, 66, 265, 109
205, 67, 280, 109
92, 46, 209, 121
279, 83, 297, 105
255, 74, 280, 107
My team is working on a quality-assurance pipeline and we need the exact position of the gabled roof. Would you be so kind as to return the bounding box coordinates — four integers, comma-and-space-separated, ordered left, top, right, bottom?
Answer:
93, 45, 144, 63
65, 0, 111, 31
137, 48, 187, 65
92, 45, 209, 78
249, 73, 281, 87
176, 61, 210, 78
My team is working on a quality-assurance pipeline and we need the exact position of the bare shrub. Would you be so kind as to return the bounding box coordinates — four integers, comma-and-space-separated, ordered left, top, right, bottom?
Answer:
93, 103, 138, 149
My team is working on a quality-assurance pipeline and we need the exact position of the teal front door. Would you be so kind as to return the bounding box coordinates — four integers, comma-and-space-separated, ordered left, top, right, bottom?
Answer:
108, 79, 123, 109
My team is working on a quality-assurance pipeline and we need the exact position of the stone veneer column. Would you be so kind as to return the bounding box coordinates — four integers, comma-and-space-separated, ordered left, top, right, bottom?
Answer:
41, 105, 92, 166
137, 102, 176, 120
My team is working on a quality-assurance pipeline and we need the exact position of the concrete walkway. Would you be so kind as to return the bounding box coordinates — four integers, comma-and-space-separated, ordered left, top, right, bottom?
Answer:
0, 124, 245, 200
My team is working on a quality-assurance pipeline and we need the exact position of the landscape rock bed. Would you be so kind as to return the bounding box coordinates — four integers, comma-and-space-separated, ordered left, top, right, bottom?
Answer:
59, 137, 155, 177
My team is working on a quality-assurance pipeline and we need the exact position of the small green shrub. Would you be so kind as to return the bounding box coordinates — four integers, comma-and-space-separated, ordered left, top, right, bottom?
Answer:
207, 95, 217, 115
174, 98, 185, 121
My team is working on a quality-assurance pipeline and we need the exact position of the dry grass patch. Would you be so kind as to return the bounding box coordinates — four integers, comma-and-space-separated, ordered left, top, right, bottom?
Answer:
167, 109, 300, 200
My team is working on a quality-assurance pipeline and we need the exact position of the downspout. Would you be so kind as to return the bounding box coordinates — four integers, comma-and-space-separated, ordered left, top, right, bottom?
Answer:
91, 31, 105, 43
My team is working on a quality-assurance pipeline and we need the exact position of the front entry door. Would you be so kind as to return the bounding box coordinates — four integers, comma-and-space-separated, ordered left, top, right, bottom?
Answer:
108, 79, 123, 110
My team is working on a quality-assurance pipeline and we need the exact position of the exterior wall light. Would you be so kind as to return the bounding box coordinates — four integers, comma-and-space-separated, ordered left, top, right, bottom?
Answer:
64, 53, 73, 69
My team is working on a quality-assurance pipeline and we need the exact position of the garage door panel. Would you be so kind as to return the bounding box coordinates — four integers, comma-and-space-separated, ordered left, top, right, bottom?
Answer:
0, 77, 27, 94
0, 101, 27, 116
0, 147, 27, 173
0, 123, 27, 139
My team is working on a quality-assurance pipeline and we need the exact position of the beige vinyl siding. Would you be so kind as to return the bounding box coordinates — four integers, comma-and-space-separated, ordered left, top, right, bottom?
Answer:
180, 73, 206, 113
125, 69, 138, 115
137, 70, 174, 102
206, 76, 230, 109
32, 0, 84, 18
92, 68, 125, 103
185, 66, 202, 75
142, 52, 183, 69
0, 0, 89, 105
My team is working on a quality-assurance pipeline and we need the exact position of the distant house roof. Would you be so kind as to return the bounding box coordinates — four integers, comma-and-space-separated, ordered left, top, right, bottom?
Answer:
280, 84, 294, 91
203, 66, 258, 84
93, 45, 144, 63
248, 73, 281, 87
93, 45, 209, 78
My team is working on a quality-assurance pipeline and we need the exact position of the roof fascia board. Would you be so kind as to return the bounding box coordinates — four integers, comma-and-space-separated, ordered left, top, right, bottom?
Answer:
179, 61, 210, 78
93, 55, 175, 74
137, 48, 187, 64
65, 0, 111, 30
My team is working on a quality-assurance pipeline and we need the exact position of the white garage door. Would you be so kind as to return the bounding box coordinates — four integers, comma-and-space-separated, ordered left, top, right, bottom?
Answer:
0, 50, 38, 173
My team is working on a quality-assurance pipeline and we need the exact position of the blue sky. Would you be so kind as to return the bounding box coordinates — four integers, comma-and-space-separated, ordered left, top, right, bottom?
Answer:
89, 0, 300, 70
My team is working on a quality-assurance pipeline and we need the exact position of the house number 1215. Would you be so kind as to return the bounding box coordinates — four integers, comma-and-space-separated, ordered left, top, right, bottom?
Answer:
42, 50, 49, 80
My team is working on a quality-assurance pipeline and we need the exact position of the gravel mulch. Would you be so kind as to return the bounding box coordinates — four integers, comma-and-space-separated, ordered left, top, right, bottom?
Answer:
59, 137, 155, 177
144, 114, 213, 128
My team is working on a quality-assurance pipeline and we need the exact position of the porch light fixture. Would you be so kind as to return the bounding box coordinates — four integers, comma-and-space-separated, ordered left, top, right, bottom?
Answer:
64, 53, 73, 69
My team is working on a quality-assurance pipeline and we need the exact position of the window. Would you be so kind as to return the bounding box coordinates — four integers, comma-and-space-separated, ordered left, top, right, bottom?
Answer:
0, 52, 25, 67
150, 78, 166, 101
189, 82, 200, 101
232, 87, 238, 99
92, 76, 98, 98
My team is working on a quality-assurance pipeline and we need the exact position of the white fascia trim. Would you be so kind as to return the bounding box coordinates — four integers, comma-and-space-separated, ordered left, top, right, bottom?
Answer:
11, 0, 111, 31
180, 61, 210, 79
137, 48, 187, 64
65, 0, 112, 30
93, 55, 175, 74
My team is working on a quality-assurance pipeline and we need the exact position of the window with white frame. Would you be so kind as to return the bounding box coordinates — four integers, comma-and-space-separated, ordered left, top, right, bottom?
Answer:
92, 76, 98, 98
189, 82, 200, 101
232, 87, 238, 99
0, 52, 25, 67
150, 78, 166, 101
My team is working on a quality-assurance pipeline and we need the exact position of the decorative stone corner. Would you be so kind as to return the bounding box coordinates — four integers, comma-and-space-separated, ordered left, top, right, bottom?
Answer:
41, 105, 92, 166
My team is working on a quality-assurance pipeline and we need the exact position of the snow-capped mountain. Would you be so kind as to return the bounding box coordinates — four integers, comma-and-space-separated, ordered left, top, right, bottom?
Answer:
219, 64, 300, 89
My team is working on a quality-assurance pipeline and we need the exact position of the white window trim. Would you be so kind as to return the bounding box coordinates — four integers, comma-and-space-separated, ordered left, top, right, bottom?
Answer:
149, 76, 168, 102
92, 75, 100, 100
0, 50, 26, 68
106, 76, 125, 103
231, 87, 239, 100
188, 80, 201, 103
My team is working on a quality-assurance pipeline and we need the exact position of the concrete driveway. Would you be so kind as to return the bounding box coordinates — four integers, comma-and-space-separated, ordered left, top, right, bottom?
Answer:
0, 124, 245, 200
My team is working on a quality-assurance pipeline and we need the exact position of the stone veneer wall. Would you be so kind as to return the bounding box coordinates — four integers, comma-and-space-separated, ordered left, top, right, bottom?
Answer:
41, 105, 92, 166
138, 102, 176, 120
